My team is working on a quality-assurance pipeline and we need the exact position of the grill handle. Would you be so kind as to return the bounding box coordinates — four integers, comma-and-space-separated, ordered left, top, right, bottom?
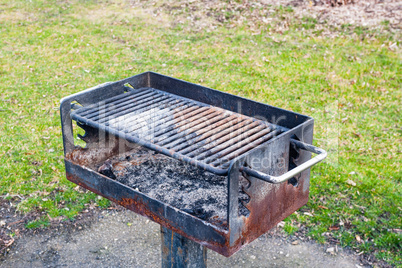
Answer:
240, 139, 327, 184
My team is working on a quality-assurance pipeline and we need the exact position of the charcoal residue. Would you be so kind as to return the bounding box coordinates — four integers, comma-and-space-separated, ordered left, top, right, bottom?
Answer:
103, 147, 229, 225
98, 159, 116, 180
238, 175, 251, 217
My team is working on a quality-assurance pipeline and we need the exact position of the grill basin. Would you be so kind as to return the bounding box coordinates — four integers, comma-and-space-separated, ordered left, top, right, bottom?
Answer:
60, 72, 326, 257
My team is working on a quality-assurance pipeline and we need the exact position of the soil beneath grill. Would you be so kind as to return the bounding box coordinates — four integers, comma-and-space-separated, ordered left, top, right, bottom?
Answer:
98, 147, 250, 226
1, 208, 381, 268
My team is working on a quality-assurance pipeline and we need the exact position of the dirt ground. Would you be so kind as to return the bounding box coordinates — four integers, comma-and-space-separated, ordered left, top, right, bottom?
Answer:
131, 0, 401, 35
1, 208, 369, 268
264, 0, 402, 28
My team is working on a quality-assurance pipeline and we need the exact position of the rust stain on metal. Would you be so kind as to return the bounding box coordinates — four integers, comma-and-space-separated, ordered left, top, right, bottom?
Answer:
65, 132, 125, 168
173, 106, 208, 121
233, 176, 309, 254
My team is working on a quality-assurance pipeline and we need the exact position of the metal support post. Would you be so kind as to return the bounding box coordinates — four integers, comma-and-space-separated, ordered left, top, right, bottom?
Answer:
161, 226, 207, 268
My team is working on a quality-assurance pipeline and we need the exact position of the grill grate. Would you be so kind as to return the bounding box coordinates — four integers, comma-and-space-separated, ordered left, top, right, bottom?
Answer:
71, 86, 282, 175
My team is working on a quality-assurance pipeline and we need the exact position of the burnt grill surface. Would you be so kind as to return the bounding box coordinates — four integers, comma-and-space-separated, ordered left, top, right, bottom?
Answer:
71, 86, 282, 175
96, 146, 251, 227
103, 148, 227, 225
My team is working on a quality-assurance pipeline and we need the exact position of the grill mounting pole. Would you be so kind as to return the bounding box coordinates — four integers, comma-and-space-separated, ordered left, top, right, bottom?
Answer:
161, 226, 207, 268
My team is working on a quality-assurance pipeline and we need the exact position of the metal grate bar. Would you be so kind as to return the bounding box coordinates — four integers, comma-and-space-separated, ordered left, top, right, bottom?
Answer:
161, 115, 240, 149
147, 108, 218, 141
203, 127, 276, 164
70, 87, 282, 176
87, 91, 159, 121
125, 105, 200, 135
85, 91, 156, 120
154, 110, 226, 144
97, 95, 170, 123
175, 119, 251, 155
107, 97, 180, 129
80, 88, 153, 117
117, 100, 191, 133
140, 107, 210, 138
108, 98, 184, 131
193, 123, 265, 160
217, 129, 281, 169
75, 87, 150, 115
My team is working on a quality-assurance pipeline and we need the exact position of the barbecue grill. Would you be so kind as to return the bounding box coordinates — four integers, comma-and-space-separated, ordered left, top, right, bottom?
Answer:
60, 72, 326, 266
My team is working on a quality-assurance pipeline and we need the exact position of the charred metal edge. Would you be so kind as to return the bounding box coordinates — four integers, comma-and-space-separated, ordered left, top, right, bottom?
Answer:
64, 159, 238, 256
60, 72, 150, 154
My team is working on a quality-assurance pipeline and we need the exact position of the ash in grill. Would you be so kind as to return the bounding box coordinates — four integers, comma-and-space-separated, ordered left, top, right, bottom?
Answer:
71, 86, 283, 175
96, 146, 251, 226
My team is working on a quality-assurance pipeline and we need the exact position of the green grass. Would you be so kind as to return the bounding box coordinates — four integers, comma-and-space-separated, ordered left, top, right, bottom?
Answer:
25, 217, 51, 229
0, 0, 401, 265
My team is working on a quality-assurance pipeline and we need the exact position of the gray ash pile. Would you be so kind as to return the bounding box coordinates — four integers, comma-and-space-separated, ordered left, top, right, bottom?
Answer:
97, 147, 238, 226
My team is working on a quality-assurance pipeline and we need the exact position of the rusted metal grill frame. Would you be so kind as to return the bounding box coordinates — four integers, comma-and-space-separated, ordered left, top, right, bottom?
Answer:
60, 72, 320, 257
